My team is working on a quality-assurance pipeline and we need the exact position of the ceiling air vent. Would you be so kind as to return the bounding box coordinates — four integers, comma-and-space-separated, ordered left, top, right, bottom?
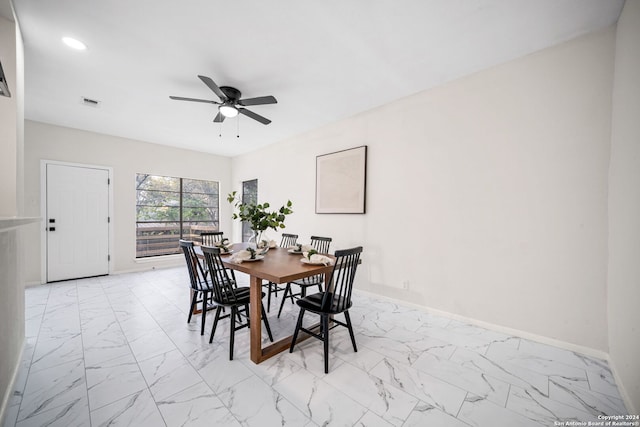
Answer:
81, 96, 101, 107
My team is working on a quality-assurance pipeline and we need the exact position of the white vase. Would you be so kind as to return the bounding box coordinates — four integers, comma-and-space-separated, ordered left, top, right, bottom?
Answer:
249, 230, 269, 254
248, 229, 259, 249
247, 230, 265, 250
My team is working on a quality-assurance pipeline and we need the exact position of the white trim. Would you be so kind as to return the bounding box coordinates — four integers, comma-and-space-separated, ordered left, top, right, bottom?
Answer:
0, 217, 40, 231
24, 281, 43, 288
40, 160, 114, 284
0, 338, 24, 427
607, 357, 637, 414
107, 255, 184, 275
115, 262, 184, 275
134, 254, 182, 264
356, 289, 610, 361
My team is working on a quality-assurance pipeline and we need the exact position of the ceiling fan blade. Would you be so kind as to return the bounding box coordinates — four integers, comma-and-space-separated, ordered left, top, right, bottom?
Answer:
213, 111, 226, 123
239, 108, 271, 125
169, 96, 219, 104
238, 95, 277, 106
198, 75, 227, 101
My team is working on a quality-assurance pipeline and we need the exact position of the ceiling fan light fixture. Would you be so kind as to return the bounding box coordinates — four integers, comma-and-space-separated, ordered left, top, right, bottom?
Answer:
219, 104, 239, 118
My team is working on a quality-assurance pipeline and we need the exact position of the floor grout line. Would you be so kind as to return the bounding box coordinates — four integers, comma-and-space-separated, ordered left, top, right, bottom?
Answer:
6, 268, 629, 427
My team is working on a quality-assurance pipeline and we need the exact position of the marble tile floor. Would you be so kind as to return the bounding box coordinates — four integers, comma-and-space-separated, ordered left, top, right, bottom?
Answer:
2, 267, 629, 427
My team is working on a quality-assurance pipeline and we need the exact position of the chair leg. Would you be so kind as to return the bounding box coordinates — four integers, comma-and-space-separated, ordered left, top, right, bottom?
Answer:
200, 291, 208, 336
277, 283, 293, 318
344, 311, 358, 352
289, 308, 305, 353
322, 314, 330, 374
188, 290, 198, 323
243, 304, 249, 324
209, 306, 222, 343
229, 306, 236, 360
261, 303, 274, 342
266, 282, 272, 312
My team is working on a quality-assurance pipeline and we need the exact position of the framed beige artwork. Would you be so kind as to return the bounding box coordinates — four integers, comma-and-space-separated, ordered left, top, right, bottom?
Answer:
315, 146, 367, 214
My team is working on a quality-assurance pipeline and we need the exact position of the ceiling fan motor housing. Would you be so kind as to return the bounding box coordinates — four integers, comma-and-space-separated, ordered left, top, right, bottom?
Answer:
220, 86, 241, 102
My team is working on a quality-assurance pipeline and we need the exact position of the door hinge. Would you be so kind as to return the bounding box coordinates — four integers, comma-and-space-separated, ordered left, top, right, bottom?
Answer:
108, 255, 111, 261
107, 178, 110, 185
107, 217, 111, 223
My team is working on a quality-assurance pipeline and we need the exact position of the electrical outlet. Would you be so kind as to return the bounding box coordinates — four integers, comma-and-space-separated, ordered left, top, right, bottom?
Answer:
402, 280, 410, 289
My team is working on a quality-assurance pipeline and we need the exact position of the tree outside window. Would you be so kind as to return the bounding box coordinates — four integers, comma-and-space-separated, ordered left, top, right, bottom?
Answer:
136, 174, 219, 257
241, 179, 258, 242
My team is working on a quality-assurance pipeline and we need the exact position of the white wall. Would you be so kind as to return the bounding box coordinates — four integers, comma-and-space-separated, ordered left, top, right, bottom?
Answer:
232, 28, 615, 352
0, 6, 28, 424
23, 121, 233, 283
608, 0, 640, 413
0, 14, 17, 217
15, 10, 638, 412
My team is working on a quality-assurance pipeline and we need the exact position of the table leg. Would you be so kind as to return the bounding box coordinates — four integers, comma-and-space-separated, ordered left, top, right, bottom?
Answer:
247, 266, 333, 364
249, 275, 263, 364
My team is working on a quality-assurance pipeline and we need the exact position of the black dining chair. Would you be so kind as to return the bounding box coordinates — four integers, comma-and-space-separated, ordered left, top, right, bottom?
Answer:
201, 245, 274, 360
289, 246, 363, 373
277, 235, 332, 318
200, 230, 236, 281
280, 233, 299, 249
201, 231, 224, 246
263, 233, 299, 311
180, 240, 214, 336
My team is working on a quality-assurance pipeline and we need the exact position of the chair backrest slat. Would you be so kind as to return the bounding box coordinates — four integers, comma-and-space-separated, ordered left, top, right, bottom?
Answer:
201, 231, 224, 246
280, 233, 298, 248
322, 246, 362, 312
201, 245, 239, 304
180, 240, 208, 291
310, 235, 332, 254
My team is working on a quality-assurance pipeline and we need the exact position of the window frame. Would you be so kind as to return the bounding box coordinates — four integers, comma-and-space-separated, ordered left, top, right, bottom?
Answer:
135, 174, 220, 258
241, 179, 258, 242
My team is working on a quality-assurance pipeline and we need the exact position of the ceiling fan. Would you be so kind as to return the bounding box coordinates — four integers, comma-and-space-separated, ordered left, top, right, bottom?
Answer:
170, 75, 277, 125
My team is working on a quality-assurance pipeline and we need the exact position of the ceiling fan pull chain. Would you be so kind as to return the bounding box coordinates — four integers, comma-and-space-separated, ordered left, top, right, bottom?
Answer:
237, 116, 240, 138
219, 120, 222, 138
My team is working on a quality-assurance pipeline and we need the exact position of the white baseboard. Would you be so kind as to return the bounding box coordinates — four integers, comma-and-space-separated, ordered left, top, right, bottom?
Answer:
606, 357, 637, 414
0, 338, 25, 427
356, 289, 610, 361
362, 289, 640, 413
24, 280, 42, 287
114, 262, 184, 276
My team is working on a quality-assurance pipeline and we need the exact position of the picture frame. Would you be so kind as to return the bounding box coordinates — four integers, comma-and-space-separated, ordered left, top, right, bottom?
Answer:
316, 145, 367, 214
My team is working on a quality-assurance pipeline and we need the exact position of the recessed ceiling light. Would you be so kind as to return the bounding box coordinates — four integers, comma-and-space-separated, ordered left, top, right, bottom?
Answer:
62, 37, 87, 50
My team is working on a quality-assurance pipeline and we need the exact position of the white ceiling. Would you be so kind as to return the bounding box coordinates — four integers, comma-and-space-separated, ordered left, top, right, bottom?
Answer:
11, 0, 624, 157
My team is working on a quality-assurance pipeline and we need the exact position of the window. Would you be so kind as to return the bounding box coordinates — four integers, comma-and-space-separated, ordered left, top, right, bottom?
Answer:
136, 174, 219, 257
241, 179, 258, 242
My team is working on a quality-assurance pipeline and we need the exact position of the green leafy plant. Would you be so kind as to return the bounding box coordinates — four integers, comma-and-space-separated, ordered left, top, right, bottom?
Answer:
227, 191, 293, 233
247, 247, 257, 259
305, 249, 318, 260
214, 238, 231, 253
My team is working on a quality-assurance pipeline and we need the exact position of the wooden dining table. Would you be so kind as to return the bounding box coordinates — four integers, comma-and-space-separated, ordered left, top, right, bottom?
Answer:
198, 243, 335, 364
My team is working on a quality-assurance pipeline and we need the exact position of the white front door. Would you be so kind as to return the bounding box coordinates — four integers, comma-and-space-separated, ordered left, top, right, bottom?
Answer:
46, 164, 110, 282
